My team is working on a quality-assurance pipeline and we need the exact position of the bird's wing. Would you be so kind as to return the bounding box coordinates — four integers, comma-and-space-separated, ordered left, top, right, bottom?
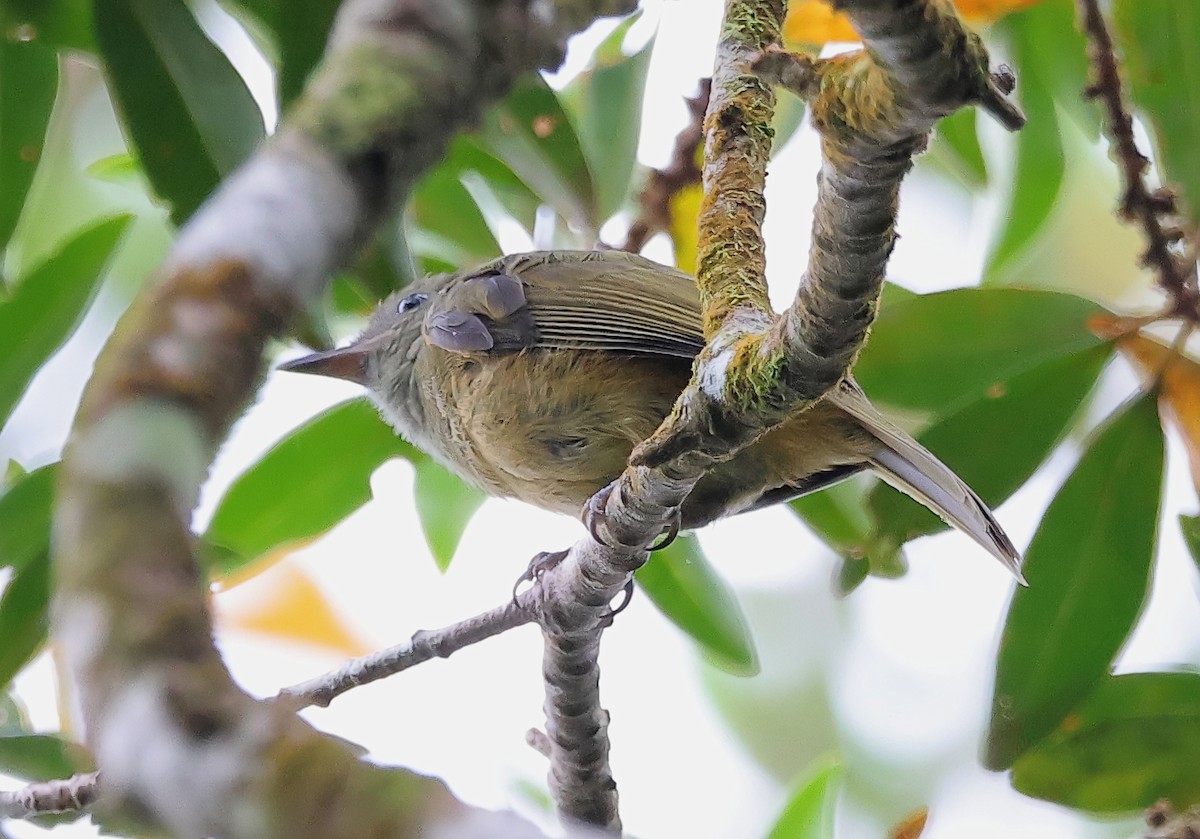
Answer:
461, 250, 707, 359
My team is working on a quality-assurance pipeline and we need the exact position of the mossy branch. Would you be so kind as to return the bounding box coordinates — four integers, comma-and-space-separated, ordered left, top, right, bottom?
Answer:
51, 1, 632, 838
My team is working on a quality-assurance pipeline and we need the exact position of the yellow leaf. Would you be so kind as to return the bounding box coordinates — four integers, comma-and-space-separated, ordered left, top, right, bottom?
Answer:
889, 807, 929, 839
668, 181, 703, 275
784, 0, 1045, 46
1104, 325, 1200, 492
216, 560, 370, 657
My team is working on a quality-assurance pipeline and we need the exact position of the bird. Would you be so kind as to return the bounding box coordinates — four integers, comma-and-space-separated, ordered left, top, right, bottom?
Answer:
281, 249, 1023, 581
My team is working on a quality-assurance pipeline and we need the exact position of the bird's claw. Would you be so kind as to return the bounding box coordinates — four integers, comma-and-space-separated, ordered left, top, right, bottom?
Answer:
600, 578, 636, 627
512, 548, 569, 603
582, 483, 681, 552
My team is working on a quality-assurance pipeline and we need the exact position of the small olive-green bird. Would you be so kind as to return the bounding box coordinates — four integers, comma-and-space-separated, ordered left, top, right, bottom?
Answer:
282, 250, 1022, 580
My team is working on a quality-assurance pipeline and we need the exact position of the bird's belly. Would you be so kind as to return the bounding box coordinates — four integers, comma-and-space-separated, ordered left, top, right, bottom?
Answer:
429, 349, 873, 525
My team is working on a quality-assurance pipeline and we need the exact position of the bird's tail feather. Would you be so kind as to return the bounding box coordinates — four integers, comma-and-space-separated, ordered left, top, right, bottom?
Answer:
830, 381, 1026, 584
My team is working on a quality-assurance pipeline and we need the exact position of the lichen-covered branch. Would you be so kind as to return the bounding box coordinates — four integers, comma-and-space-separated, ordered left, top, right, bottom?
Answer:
51, 2, 633, 838
548, 3, 1023, 824
0, 772, 100, 820
1075, 0, 1200, 319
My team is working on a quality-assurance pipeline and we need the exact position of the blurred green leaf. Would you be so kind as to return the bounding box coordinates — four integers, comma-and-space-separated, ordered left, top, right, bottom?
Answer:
1114, 0, 1200, 227
771, 90, 806, 155
765, 755, 841, 839
788, 481, 904, 591
855, 288, 1105, 415
868, 344, 1112, 544
1180, 514, 1200, 577
986, 395, 1164, 769
412, 459, 485, 573
0, 549, 50, 687
224, 0, 339, 107
561, 15, 653, 222
0, 215, 131, 429
0, 691, 30, 736
0, 34, 57, 253
441, 136, 541, 231
1012, 672, 1200, 812
0, 733, 92, 782
204, 398, 483, 575
84, 151, 142, 186
636, 535, 759, 676
0, 464, 55, 576
480, 74, 596, 233
984, 0, 1096, 282
204, 398, 414, 573
95, 0, 266, 223
0, 1, 94, 51
409, 167, 501, 266
983, 50, 1063, 281
926, 108, 987, 188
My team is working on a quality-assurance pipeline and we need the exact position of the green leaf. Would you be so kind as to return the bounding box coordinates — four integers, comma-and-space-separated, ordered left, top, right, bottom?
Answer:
0, 1, 95, 51
409, 167, 501, 266
223, 0, 339, 107
0, 734, 93, 782
95, 0, 266, 223
636, 535, 758, 676
561, 15, 653, 222
412, 459, 485, 573
986, 395, 1164, 769
788, 481, 904, 590
84, 151, 141, 186
0, 33, 57, 253
854, 288, 1104, 415
479, 74, 596, 234
1180, 514, 1200, 577
984, 0, 1096, 282
1012, 672, 1200, 812
0, 550, 50, 687
204, 398, 414, 573
0, 215, 131, 429
925, 108, 987, 188
0, 691, 31, 736
868, 344, 1112, 544
1114, 0, 1200, 227
441, 136, 542, 231
0, 464, 55, 576
983, 58, 1063, 281
765, 755, 841, 839
204, 397, 484, 574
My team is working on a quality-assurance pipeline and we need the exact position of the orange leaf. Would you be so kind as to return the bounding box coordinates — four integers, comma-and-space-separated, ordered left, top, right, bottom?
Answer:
216, 560, 370, 657
1108, 328, 1200, 492
889, 807, 929, 839
784, 0, 1045, 46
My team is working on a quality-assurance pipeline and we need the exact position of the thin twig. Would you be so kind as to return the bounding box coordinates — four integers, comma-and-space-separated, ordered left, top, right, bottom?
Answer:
1076, 0, 1200, 319
0, 772, 101, 820
278, 599, 534, 708
618, 79, 710, 254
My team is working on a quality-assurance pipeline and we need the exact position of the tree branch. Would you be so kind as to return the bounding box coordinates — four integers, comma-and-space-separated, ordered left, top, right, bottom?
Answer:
52, 2, 633, 838
278, 598, 534, 709
531, 1, 1023, 825
1075, 0, 1200, 319
0, 772, 100, 820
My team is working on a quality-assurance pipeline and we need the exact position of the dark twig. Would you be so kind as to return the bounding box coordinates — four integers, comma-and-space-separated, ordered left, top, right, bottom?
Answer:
0, 772, 101, 819
278, 599, 534, 708
618, 79, 711, 254
1076, 0, 1200, 319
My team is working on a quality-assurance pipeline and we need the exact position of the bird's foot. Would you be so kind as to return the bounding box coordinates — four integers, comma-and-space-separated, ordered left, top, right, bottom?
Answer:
600, 579, 636, 628
512, 548, 569, 603
582, 483, 681, 552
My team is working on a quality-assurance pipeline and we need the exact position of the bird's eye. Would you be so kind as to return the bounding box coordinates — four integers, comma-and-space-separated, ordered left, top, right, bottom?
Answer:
397, 293, 427, 313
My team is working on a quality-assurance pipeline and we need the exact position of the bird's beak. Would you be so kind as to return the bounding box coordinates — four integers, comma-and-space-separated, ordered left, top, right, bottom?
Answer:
278, 343, 372, 386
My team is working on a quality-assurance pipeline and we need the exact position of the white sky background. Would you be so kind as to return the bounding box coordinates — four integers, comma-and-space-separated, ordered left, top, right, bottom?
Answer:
4, 1, 1200, 837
